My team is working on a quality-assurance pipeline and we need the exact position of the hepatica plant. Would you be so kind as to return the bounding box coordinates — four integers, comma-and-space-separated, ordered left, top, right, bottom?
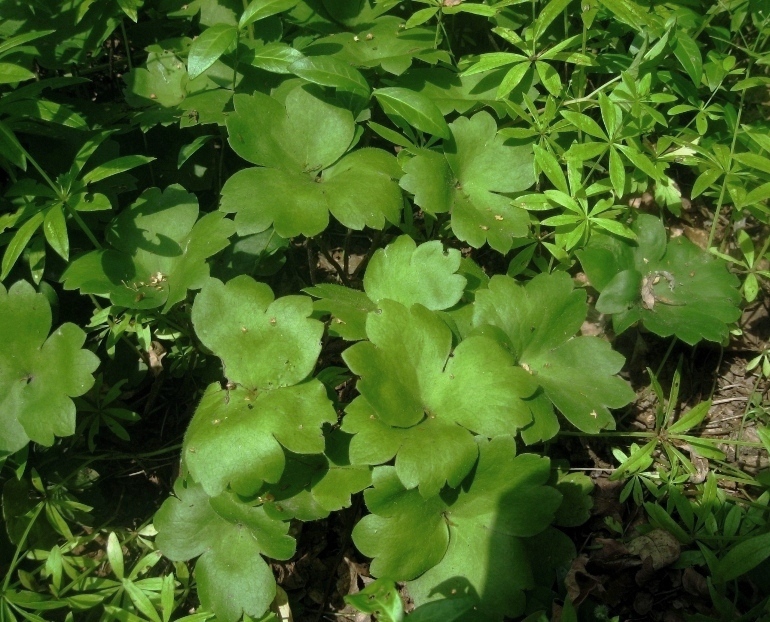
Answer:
0, 0, 754, 620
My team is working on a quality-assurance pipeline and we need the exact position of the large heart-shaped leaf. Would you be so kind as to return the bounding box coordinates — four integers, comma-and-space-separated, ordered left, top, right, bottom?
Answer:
62, 185, 235, 312
342, 301, 537, 497
400, 111, 535, 252
0, 280, 99, 456
154, 479, 294, 622
472, 272, 635, 438
576, 214, 741, 344
352, 437, 562, 620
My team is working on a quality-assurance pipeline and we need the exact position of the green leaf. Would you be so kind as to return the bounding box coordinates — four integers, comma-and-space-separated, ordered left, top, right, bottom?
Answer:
345, 579, 403, 622
668, 400, 710, 434
178, 135, 214, 169
304, 283, 376, 341
226, 85, 354, 173
221, 146, 402, 237
2, 211, 44, 280
191, 275, 323, 390
363, 235, 467, 311
400, 111, 535, 253
532, 0, 573, 40
353, 437, 562, 620
107, 533, 125, 580
473, 272, 634, 435
259, 431, 372, 521
673, 32, 702, 86
578, 214, 741, 344
182, 381, 335, 496
0, 63, 35, 84
342, 302, 537, 496
405, 7, 438, 29
240, 0, 299, 29
299, 16, 444, 76
0, 30, 55, 57
691, 168, 721, 199
289, 55, 369, 95
717, 532, 770, 582
374, 87, 450, 139
154, 480, 295, 622
609, 147, 625, 197
62, 185, 235, 312
496, 62, 531, 99
42, 203, 69, 261
81, 155, 155, 185
0, 281, 99, 456
247, 41, 304, 74
533, 145, 568, 195
561, 111, 607, 140
187, 24, 239, 80
0, 119, 27, 169
535, 61, 561, 96
460, 52, 525, 77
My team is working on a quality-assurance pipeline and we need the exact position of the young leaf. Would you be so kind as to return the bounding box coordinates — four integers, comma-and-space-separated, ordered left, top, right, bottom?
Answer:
187, 25, 239, 80
154, 480, 295, 622
0, 280, 99, 455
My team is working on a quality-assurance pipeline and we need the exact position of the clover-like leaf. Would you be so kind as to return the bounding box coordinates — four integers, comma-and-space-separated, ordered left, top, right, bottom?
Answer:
352, 437, 562, 621
222, 85, 403, 237
154, 479, 295, 622
62, 185, 235, 312
472, 272, 635, 436
0, 281, 100, 456
364, 235, 467, 310
576, 214, 742, 344
400, 111, 535, 253
258, 431, 372, 521
182, 381, 336, 497
191, 275, 323, 390
342, 301, 537, 496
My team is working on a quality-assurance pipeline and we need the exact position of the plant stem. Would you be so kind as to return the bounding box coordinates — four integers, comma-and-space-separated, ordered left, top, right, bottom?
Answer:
2, 502, 44, 592
63, 199, 103, 250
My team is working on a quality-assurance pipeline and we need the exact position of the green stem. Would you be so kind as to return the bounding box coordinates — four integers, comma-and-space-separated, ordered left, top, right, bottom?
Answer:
63, 199, 103, 250
2, 503, 44, 592
120, 19, 134, 73
232, 29, 241, 92
241, 0, 254, 40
